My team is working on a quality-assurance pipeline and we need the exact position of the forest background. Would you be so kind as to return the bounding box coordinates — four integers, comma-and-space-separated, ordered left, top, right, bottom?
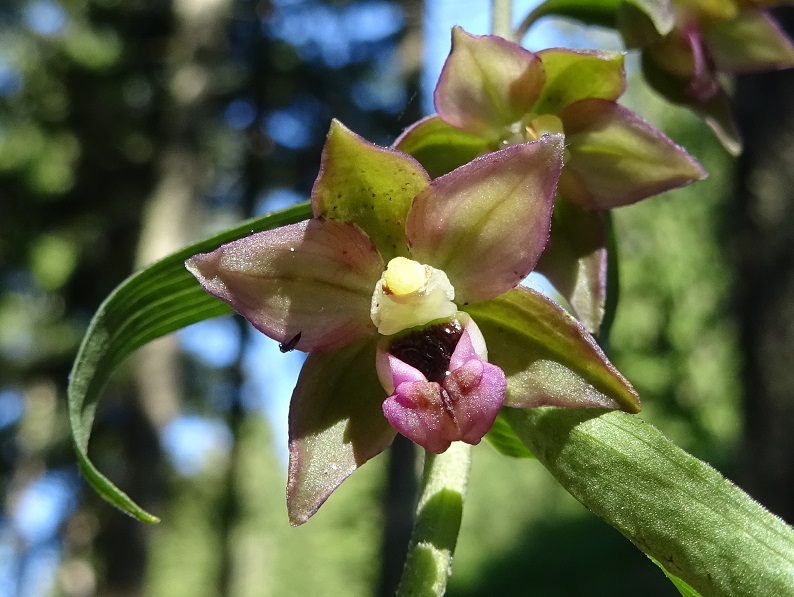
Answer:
1, 0, 793, 595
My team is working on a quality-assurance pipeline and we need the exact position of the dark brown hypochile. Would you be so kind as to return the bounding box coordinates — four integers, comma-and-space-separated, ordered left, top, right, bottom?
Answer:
388, 320, 463, 384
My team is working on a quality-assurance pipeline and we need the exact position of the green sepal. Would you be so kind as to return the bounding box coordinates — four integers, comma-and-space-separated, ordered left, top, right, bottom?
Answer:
394, 116, 488, 179
505, 407, 794, 597
465, 287, 640, 413
287, 336, 395, 526
535, 198, 608, 334
312, 119, 430, 262
560, 99, 708, 208
484, 411, 536, 459
68, 201, 313, 523
534, 49, 626, 115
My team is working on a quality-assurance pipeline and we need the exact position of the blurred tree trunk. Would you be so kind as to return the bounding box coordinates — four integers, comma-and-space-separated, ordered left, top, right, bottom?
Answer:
732, 8, 794, 524
99, 0, 232, 595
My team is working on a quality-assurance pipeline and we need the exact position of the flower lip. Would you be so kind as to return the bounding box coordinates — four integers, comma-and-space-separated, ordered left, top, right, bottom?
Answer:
387, 319, 464, 384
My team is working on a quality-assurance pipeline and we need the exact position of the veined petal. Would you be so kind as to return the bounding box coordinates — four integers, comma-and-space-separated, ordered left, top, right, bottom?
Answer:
407, 136, 563, 304
287, 337, 395, 525
393, 115, 489, 179
559, 99, 707, 209
435, 26, 546, 138
704, 11, 794, 73
312, 119, 430, 262
535, 200, 608, 334
464, 287, 640, 413
534, 48, 626, 114
185, 218, 383, 353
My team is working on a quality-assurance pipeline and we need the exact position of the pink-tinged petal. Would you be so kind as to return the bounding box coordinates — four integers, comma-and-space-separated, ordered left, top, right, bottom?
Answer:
407, 136, 563, 304
464, 287, 640, 413
559, 99, 707, 209
647, 26, 721, 103
382, 359, 506, 454
448, 315, 488, 370
378, 314, 504, 452
446, 359, 506, 445
681, 26, 722, 103
535, 201, 608, 334
375, 351, 426, 395
393, 115, 489, 179
287, 337, 395, 525
312, 119, 430, 262
534, 48, 626, 114
704, 11, 794, 74
383, 380, 457, 454
640, 44, 743, 155
185, 218, 383, 353
434, 26, 546, 138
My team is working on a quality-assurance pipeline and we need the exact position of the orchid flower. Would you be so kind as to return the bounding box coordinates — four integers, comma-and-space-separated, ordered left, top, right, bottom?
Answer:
186, 120, 640, 524
622, 0, 794, 154
396, 26, 707, 333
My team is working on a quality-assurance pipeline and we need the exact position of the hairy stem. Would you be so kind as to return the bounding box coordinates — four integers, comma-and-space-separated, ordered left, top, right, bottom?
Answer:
396, 442, 472, 597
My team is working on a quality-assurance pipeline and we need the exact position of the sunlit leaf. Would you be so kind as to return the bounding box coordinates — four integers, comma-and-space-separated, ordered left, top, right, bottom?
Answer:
506, 407, 794, 596
484, 412, 535, 459
68, 202, 313, 523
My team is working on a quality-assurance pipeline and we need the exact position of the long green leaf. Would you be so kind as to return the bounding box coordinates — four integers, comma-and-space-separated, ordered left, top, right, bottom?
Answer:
68, 202, 313, 523
518, 0, 673, 36
505, 407, 794, 597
